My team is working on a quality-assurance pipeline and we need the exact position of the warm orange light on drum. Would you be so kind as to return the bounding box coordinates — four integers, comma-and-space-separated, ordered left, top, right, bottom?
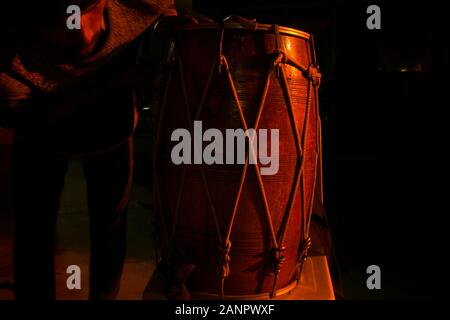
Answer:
153, 20, 323, 300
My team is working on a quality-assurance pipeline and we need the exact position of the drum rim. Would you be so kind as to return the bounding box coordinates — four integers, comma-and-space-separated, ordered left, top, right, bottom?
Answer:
180, 22, 311, 40
189, 278, 300, 300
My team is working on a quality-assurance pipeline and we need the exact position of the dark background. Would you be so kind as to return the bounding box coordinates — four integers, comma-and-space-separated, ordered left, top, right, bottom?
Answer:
192, 0, 450, 299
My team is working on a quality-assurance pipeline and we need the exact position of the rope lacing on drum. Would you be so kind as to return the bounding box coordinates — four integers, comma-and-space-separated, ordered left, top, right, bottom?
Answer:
305, 65, 321, 87
271, 246, 287, 274
223, 15, 259, 32
217, 241, 232, 298
300, 237, 312, 263
269, 246, 287, 297
272, 24, 322, 87
217, 241, 232, 278
154, 21, 322, 300
215, 20, 287, 298
273, 51, 321, 87
296, 237, 312, 284
267, 24, 319, 298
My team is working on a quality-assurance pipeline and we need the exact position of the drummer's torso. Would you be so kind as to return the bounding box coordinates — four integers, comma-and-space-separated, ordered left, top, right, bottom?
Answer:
0, 40, 139, 155
0, 0, 173, 154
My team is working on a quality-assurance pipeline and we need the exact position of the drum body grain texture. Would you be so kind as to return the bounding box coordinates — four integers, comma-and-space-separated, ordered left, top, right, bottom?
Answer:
153, 21, 322, 299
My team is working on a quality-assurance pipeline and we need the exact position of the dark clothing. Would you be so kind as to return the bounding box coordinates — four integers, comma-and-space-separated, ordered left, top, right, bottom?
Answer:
0, 0, 172, 299
0, 0, 169, 154
12, 133, 133, 300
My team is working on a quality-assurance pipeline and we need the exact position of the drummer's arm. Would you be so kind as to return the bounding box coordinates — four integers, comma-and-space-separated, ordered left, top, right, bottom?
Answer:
42, 65, 159, 125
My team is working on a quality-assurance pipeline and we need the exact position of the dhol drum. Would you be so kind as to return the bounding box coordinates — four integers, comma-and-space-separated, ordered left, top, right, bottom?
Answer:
153, 18, 323, 299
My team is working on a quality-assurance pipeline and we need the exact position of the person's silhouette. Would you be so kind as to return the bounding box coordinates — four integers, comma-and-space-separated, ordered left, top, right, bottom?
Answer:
0, 0, 173, 300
